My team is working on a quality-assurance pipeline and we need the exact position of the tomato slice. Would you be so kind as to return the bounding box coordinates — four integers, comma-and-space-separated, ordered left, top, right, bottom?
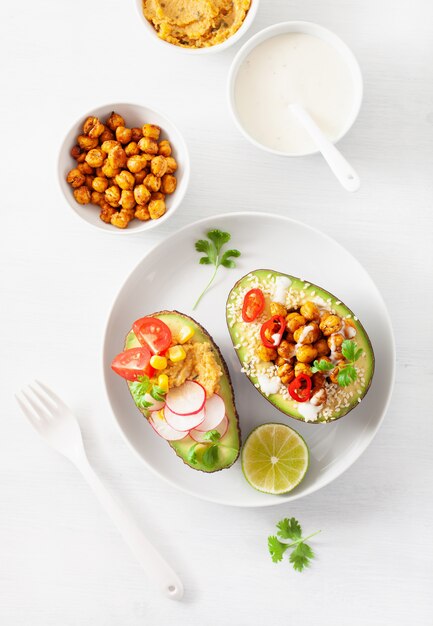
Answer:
242, 289, 265, 322
111, 346, 154, 381
288, 373, 312, 403
260, 315, 286, 348
132, 317, 172, 354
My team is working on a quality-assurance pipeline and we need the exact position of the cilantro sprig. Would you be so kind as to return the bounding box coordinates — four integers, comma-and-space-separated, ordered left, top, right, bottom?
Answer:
311, 359, 334, 374
193, 229, 240, 309
187, 429, 226, 468
129, 376, 167, 411
268, 517, 321, 572
338, 340, 363, 387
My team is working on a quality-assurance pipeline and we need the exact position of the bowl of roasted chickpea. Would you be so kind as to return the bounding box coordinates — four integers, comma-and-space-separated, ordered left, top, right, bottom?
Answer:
58, 103, 190, 232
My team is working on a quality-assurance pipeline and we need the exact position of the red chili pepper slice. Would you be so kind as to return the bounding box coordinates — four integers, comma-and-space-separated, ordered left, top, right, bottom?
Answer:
288, 373, 312, 403
242, 289, 265, 322
260, 315, 286, 348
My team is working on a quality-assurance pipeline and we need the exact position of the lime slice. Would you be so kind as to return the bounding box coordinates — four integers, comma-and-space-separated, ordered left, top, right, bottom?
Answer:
241, 423, 309, 494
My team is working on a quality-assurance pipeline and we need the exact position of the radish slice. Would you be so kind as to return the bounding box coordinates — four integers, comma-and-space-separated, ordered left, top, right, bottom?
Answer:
149, 412, 187, 441
164, 404, 205, 431
195, 393, 226, 432
144, 393, 165, 412
165, 381, 206, 416
190, 415, 228, 443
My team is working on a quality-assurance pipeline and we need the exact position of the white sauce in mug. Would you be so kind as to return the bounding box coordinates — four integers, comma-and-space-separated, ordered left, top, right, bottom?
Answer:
235, 33, 356, 154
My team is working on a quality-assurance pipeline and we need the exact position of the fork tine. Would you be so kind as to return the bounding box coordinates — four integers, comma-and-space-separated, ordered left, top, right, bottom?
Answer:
22, 388, 53, 421
15, 394, 42, 430
30, 382, 57, 411
34, 380, 66, 410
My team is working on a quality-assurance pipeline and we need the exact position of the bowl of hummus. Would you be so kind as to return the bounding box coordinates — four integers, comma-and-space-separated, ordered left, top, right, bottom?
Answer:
135, 0, 260, 53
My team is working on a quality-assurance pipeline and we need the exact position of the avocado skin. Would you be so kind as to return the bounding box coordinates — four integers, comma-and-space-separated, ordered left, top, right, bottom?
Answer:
226, 270, 375, 424
125, 310, 241, 472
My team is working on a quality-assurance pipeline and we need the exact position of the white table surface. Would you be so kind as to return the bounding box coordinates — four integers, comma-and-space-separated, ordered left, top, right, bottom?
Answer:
1, 0, 432, 624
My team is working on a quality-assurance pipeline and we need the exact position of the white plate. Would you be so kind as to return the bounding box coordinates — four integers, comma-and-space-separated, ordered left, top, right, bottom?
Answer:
102, 212, 395, 507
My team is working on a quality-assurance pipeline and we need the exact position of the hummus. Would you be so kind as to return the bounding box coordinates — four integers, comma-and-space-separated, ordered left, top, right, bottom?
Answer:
161, 341, 222, 396
143, 0, 251, 48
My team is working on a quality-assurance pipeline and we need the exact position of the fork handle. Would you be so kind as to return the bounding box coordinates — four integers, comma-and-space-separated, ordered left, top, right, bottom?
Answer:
75, 454, 184, 600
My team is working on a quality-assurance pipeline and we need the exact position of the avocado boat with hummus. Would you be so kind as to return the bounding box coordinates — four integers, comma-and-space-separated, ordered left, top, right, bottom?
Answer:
226, 270, 374, 424
111, 311, 241, 472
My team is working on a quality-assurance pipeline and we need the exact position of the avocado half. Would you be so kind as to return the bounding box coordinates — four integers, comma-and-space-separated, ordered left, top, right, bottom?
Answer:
125, 310, 241, 472
226, 270, 375, 424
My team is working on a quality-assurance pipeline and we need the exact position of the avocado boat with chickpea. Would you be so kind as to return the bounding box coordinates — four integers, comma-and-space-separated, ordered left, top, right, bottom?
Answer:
111, 311, 240, 471
226, 270, 374, 423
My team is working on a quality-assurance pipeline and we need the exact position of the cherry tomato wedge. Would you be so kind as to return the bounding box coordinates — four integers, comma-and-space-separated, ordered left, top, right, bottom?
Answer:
288, 373, 312, 403
242, 288, 265, 322
111, 346, 154, 381
132, 317, 172, 355
260, 315, 286, 348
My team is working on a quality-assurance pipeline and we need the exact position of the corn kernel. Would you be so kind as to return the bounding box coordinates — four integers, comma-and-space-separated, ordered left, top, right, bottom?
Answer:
177, 325, 195, 344
150, 355, 167, 370
168, 345, 186, 363
157, 374, 169, 393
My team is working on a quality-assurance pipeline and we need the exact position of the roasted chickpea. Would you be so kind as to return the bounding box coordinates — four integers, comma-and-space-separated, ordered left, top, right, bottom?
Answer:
77, 162, 94, 175
256, 345, 277, 362
131, 127, 143, 142
286, 312, 306, 333
77, 134, 98, 151
92, 176, 108, 193
73, 186, 91, 205
320, 315, 343, 336
150, 155, 168, 177
277, 363, 295, 385
115, 170, 135, 191
158, 140, 172, 157
300, 301, 320, 321
85, 148, 105, 168
310, 387, 327, 407
85, 175, 94, 190
110, 209, 132, 229
83, 116, 105, 138
135, 205, 151, 221
293, 322, 320, 345
101, 140, 119, 154
151, 192, 165, 202
108, 145, 127, 169
294, 362, 312, 377
125, 141, 140, 157
119, 189, 136, 210
100, 128, 115, 143
95, 166, 104, 177
165, 156, 178, 174
277, 340, 295, 360
71, 145, 84, 161
312, 372, 325, 389
142, 124, 160, 140
127, 155, 148, 173
66, 168, 85, 189
134, 170, 147, 185
105, 185, 121, 207
99, 203, 117, 224
101, 160, 121, 179
270, 302, 287, 317
320, 310, 331, 323
106, 111, 125, 131
91, 190, 104, 205
138, 136, 159, 155
295, 344, 318, 364
134, 184, 151, 206
143, 173, 161, 192
330, 361, 346, 385
344, 318, 357, 338
275, 356, 286, 367
328, 333, 344, 354
116, 126, 132, 144
314, 338, 330, 357
149, 199, 166, 219
160, 174, 177, 194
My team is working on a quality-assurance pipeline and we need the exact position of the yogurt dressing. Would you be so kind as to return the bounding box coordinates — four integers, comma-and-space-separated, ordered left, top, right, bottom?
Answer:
235, 32, 356, 154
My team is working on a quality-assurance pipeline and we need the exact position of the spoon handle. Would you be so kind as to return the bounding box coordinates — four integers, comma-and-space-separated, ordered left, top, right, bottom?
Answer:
290, 103, 360, 192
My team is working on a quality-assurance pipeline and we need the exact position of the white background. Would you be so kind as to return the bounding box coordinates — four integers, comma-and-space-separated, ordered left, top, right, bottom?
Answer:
1, 0, 432, 624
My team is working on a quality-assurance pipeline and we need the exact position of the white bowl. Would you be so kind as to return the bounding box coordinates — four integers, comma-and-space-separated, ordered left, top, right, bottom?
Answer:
58, 102, 190, 234
134, 0, 260, 54
228, 21, 363, 157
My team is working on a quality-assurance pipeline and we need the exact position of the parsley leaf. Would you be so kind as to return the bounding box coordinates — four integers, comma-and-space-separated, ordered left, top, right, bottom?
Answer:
290, 542, 315, 572
268, 517, 320, 572
202, 444, 219, 468
277, 517, 302, 541
193, 229, 241, 309
336, 340, 364, 387
129, 376, 153, 410
202, 430, 221, 443
311, 359, 334, 374
187, 443, 199, 465
337, 365, 358, 387
268, 536, 289, 563
341, 339, 362, 362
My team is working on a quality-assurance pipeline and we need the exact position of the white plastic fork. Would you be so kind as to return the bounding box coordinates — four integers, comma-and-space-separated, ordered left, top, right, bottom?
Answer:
15, 381, 184, 601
